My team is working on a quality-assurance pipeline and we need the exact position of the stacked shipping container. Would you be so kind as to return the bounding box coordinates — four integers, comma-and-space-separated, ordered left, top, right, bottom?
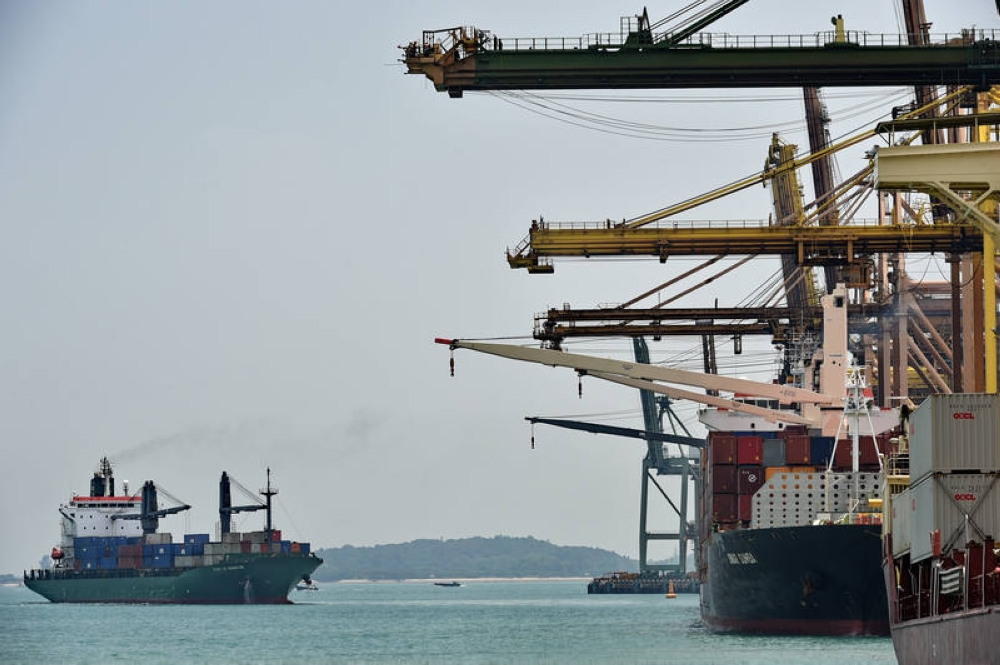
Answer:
705, 424, 896, 532
63, 532, 311, 571
889, 394, 1000, 561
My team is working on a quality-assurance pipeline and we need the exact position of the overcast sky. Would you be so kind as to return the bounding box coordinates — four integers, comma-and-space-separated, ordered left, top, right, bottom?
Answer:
2, 1, 997, 574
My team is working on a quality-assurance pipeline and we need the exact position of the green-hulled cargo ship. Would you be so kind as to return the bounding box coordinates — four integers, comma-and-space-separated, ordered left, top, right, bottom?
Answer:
24, 458, 322, 604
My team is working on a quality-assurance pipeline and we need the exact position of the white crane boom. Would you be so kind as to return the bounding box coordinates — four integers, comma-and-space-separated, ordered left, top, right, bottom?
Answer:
588, 371, 818, 426
434, 338, 838, 406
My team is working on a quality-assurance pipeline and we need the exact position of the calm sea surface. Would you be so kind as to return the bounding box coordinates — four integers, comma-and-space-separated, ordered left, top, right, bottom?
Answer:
0, 581, 896, 664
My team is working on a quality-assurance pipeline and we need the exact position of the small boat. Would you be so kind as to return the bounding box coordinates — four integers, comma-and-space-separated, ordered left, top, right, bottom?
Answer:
433, 581, 462, 587
295, 581, 319, 591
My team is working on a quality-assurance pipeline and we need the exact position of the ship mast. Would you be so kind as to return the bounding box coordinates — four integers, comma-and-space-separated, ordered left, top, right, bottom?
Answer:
260, 468, 278, 542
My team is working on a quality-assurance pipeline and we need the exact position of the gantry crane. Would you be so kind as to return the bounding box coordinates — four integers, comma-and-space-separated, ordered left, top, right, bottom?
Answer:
402, 11, 999, 96
406, 3, 1000, 575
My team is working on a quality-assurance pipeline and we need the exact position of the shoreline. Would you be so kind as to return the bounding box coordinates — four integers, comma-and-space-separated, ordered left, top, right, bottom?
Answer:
333, 577, 593, 584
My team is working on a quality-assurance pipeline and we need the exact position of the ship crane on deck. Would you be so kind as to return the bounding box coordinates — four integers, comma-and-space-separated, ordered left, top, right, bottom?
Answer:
113, 481, 191, 536
219, 471, 267, 536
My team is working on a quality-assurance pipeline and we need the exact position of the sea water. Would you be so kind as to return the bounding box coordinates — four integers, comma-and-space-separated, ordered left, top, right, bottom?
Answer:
0, 581, 896, 664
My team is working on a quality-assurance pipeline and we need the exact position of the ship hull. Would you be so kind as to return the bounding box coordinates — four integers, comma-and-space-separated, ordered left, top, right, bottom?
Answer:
24, 553, 321, 604
700, 524, 889, 635
890, 603, 999, 663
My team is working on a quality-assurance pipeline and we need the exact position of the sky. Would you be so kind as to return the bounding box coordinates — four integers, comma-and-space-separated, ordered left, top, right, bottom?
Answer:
1, 1, 998, 575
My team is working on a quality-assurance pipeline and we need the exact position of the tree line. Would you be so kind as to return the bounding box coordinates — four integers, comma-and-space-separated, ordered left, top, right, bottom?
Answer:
311, 535, 636, 581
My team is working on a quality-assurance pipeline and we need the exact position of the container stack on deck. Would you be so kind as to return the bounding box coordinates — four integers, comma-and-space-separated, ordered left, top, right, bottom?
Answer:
62, 530, 311, 573
706, 427, 893, 532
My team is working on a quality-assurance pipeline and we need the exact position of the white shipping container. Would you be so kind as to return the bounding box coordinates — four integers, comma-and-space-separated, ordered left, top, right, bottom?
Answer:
175, 555, 203, 568
143, 532, 174, 545
890, 488, 913, 556
909, 394, 1000, 479
909, 472, 1000, 563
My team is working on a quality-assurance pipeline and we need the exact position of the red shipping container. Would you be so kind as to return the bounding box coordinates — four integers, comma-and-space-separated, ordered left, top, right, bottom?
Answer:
784, 435, 811, 465
738, 466, 765, 495
712, 493, 737, 523
711, 435, 737, 465
833, 436, 878, 469
737, 436, 763, 465
738, 494, 753, 522
712, 465, 738, 493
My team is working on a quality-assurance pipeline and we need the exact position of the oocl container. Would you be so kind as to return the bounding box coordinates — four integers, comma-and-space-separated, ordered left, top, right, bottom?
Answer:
908, 471, 1000, 563
909, 394, 1000, 480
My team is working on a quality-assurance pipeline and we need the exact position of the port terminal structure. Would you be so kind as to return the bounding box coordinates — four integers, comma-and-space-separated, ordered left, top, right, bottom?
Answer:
405, 3, 1000, 578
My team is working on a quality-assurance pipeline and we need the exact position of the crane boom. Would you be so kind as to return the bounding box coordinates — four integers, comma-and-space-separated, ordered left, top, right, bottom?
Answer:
588, 371, 818, 426
525, 416, 704, 447
434, 337, 836, 406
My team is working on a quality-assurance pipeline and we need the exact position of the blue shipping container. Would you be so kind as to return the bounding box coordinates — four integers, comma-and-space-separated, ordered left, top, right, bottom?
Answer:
810, 436, 836, 466
151, 555, 173, 568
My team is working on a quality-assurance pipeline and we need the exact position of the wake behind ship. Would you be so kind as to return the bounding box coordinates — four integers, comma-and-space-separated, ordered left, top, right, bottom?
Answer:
24, 458, 322, 604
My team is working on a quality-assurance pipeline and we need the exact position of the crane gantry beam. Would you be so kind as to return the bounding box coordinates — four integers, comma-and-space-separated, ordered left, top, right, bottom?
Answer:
533, 303, 886, 342
402, 23, 1000, 97
508, 220, 983, 271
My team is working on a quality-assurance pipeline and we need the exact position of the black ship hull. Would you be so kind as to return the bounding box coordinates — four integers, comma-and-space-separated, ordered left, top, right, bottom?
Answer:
700, 524, 888, 635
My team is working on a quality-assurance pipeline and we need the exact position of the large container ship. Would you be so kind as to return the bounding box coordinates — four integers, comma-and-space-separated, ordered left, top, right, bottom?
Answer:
24, 458, 322, 604
881, 393, 1000, 664
698, 428, 894, 634
697, 285, 897, 635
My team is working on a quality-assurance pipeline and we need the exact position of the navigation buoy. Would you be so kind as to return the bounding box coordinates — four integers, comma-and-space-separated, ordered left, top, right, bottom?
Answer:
665, 580, 677, 599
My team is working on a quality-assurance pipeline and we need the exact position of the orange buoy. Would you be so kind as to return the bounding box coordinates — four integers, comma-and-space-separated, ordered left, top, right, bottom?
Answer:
665, 579, 677, 599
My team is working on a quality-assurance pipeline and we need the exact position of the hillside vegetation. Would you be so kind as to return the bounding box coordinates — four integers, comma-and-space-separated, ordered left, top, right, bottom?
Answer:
312, 536, 636, 581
